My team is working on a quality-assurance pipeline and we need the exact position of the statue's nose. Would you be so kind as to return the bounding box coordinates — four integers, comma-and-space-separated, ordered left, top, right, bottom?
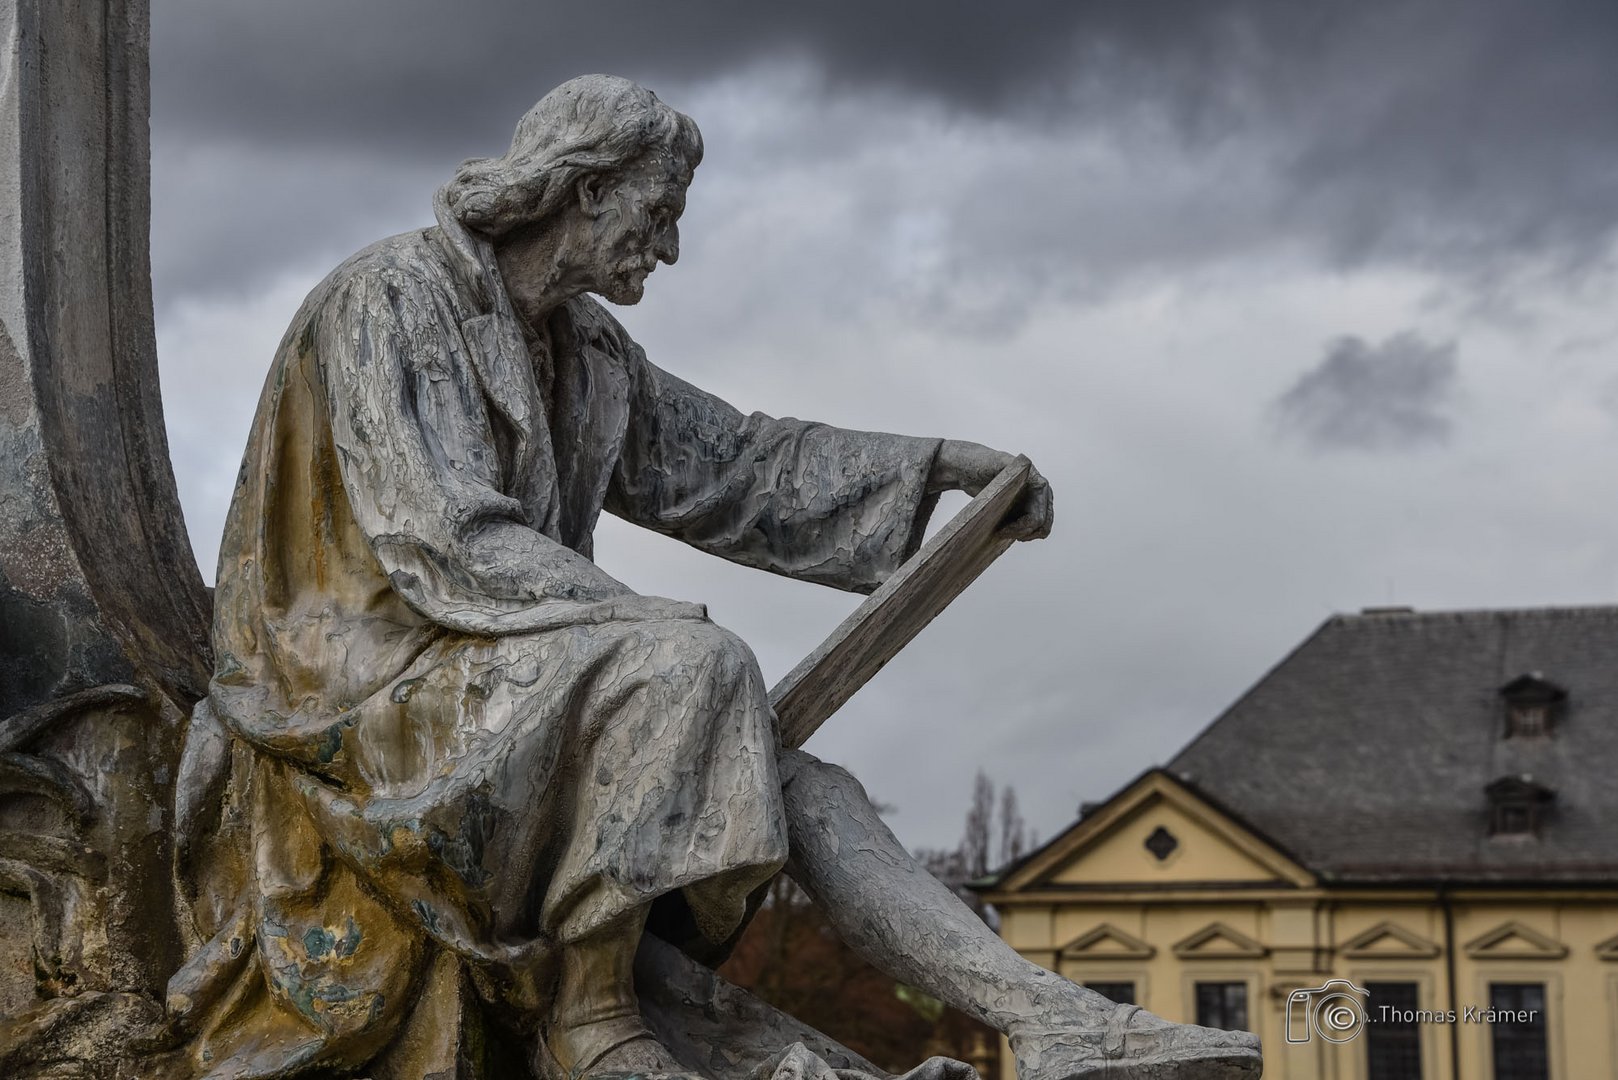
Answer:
655, 224, 680, 265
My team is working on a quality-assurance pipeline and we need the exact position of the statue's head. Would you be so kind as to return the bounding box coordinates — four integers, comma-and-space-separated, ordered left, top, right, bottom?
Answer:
444, 74, 702, 306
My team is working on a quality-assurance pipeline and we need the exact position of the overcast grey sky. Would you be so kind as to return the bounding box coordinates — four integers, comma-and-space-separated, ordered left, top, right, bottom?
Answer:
150, 0, 1618, 852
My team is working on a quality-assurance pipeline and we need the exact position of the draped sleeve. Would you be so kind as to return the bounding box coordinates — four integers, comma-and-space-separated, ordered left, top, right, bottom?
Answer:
606, 342, 942, 594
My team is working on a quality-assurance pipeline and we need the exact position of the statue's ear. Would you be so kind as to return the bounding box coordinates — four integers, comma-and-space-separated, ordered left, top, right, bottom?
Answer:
577, 173, 611, 218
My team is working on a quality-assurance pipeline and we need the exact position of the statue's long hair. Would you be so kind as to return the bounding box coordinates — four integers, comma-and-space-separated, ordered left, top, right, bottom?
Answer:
441, 74, 702, 241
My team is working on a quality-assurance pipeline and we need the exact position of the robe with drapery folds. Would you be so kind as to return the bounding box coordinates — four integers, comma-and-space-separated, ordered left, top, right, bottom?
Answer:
164, 204, 942, 1078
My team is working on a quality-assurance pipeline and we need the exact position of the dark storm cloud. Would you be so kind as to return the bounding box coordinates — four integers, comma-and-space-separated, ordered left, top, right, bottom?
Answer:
150, 0, 1618, 311
149, 0, 1093, 150
1273, 333, 1459, 452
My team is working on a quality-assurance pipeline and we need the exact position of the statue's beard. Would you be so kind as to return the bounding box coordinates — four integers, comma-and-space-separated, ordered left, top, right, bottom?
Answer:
598, 256, 655, 305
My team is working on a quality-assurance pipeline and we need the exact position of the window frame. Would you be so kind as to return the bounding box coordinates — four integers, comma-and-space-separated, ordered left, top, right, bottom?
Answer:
1497, 674, 1566, 740
1361, 978, 1425, 1080
1193, 979, 1251, 1032
1347, 967, 1442, 1080
1473, 969, 1563, 1080
1179, 969, 1259, 1041
1487, 981, 1550, 1080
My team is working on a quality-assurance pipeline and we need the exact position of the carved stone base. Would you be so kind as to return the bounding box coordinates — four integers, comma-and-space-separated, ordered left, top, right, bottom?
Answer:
0, 991, 169, 1079
0, 686, 181, 1019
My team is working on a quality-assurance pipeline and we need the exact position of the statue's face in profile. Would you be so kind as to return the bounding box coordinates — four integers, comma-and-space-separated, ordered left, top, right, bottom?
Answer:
584, 152, 689, 306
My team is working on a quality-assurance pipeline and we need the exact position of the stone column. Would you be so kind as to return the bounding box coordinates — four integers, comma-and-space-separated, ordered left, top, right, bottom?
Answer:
0, 0, 207, 1041
0, 0, 210, 718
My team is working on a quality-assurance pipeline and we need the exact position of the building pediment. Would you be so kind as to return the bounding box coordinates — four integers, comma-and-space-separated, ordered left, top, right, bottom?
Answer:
985, 770, 1314, 897
1463, 920, 1568, 960
1172, 921, 1268, 960
1339, 921, 1441, 959
1059, 923, 1156, 961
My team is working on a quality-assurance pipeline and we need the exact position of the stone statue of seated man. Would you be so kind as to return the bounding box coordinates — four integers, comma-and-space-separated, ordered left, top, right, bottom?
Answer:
164, 74, 1261, 1080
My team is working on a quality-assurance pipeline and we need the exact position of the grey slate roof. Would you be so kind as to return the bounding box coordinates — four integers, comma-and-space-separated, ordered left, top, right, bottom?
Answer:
1168, 606, 1618, 884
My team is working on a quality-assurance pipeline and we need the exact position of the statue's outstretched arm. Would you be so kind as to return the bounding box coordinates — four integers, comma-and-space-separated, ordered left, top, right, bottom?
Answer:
606, 349, 943, 593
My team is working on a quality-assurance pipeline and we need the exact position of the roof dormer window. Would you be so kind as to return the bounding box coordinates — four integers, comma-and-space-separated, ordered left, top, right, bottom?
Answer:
1485, 775, 1555, 838
1498, 673, 1565, 738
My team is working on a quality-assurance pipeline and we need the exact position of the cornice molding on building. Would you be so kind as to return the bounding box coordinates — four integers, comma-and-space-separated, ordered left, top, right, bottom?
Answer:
983, 883, 1618, 906
980, 886, 1330, 906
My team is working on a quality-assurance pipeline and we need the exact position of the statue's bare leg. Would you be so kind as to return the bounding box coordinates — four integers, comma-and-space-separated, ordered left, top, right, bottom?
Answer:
778, 750, 1262, 1080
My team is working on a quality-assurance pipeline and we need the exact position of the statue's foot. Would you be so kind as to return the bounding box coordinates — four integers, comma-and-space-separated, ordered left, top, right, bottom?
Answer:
1010, 1004, 1261, 1080
541, 1013, 697, 1080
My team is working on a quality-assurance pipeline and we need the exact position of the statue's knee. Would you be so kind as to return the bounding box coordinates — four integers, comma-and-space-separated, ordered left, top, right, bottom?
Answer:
669, 621, 750, 680
650, 620, 760, 697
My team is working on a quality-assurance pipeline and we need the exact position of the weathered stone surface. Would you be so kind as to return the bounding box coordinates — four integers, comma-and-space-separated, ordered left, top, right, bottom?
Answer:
0, 991, 167, 1078
0, 0, 210, 719
0, 685, 182, 1075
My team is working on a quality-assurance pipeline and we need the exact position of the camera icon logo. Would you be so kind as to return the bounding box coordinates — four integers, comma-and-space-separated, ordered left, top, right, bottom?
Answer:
1285, 979, 1369, 1044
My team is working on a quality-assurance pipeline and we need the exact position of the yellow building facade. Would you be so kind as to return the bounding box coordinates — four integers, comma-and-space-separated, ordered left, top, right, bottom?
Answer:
979, 607, 1618, 1080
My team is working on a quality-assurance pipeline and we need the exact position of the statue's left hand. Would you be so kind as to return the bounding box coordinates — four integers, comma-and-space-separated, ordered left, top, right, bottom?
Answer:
928, 440, 1054, 541
1000, 460, 1054, 541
